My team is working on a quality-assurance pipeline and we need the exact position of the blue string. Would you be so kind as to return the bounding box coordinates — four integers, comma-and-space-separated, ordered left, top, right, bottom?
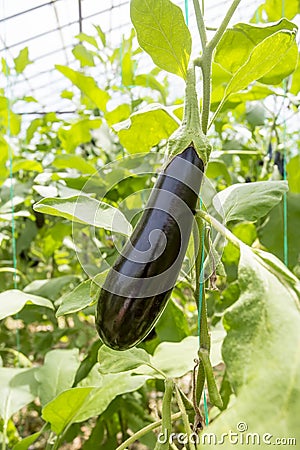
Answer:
184, 0, 189, 25
198, 198, 209, 426
184, 0, 209, 426
3, 1, 20, 359
281, 3, 288, 267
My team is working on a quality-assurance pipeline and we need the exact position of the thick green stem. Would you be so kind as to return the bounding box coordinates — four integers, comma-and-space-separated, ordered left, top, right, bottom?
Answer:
198, 348, 223, 409
192, 0, 207, 49
194, 215, 210, 352
167, 66, 211, 163
154, 378, 174, 450
2, 421, 7, 450
196, 210, 241, 248
175, 386, 197, 450
200, 55, 212, 135
193, 0, 242, 134
207, 0, 242, 52
115, 412, 182, 450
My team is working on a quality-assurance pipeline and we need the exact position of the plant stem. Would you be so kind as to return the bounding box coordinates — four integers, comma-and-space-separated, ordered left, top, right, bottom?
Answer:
2, 421, 7, 450
115, 412, 182, 450
207, 0, 242, 52
154, 378, 174, 450
193, 0, 242, 134
196, 209, 241, 248
175, 386, 197, 450
199, 54, 212, 135
192, 0, 207, 49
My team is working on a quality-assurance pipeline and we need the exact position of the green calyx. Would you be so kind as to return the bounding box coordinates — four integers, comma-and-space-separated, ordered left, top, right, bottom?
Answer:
167, 66, 211, 165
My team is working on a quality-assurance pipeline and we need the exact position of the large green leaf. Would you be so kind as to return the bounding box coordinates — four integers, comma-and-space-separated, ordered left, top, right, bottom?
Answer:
258, 192, 300, 268
200, 245, 300, 448
12, 431, 43, 450
213, 180, 288, 223
98, 335, 224, 378
33, 195, 132, 237
42, 373, 148, 434
0, 96, 21, 135
35, 349, 80, 406
290, 55, 300, 95
56, 65, 109, 111
57, 119, 102, 154
252, 0, 300, 22
0, 290, 54, 320
130, 0, 191, 79
215, 29, 297, 114
0, 137, 8, 185
23, 275, 79, 301
72, 44, 95, 67
215, 19, 297, 76
56, 280, 93, 316
98, 346, 151, 374
0, 368, 37, 422
114, 103, 178, 153
286, 155, 300, 193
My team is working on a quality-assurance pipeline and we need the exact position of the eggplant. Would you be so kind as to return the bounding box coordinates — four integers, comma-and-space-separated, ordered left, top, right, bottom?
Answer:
95, 145, 204, 350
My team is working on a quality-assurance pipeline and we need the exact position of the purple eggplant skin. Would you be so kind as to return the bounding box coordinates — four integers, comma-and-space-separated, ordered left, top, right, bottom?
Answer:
95, 146, 204, 350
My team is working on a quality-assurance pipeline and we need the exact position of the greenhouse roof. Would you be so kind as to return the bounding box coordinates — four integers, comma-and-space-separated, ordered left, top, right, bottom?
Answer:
1, 0, 261, 116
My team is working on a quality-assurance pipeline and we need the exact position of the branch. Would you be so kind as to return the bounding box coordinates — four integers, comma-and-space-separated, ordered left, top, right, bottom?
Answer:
115, 412, 182, 450
196, 209, 241, 248
192, 0, 207, 49
208, 0, 242, 51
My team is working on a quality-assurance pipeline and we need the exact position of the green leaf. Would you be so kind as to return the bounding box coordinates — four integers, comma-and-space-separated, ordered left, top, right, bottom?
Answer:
33, 195, 132, 237
227, 30, 295, 91
253, 248, 300, 298
114, 103, 178, 153
58, 118, 102, 153
0, 290, 54, 320
12, 159, 43, 173
287, 155, 300, 193
0, 368, 38, 422
136, 335, 224, 378
52, 154, 96, 174
215, 19, 297, 75
258, 192, 300, 268
56, 280, 93, 317
259, 43, 298, 84
35, 349, 80, 406
134, 74, 167, 103
75, 32, 99, 49
213, 180, 288, 223
130, 0, 191, 79
216, 29, 297, 114
72, 44, 95, 67
42, 373, 148, 434
0, 97, 21, 135
14, 47, 32, 74
23, 276, 78, 301
98, 346, 151, 374
105, 104, 131, 126
201, 245, 300, 447
155, 298, 190, 342
206, 160, 232, 185
0, 137, 8, 185
252, 0, 300, 22
290, 55, 300, 95
56, 65, 109, 111
12, 431, 42, 450
94, 25, 106, 47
